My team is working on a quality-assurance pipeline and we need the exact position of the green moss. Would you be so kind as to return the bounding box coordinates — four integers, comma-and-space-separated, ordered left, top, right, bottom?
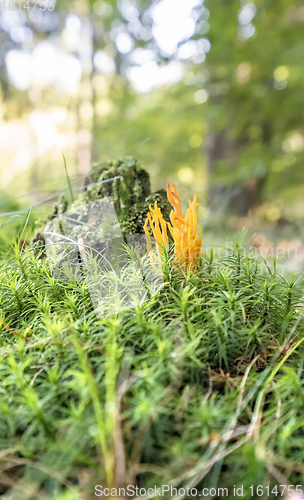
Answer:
31, 157, 171, 247
121, 189, 172, 236
1, 241, 304, 496
78, 156, 150, 215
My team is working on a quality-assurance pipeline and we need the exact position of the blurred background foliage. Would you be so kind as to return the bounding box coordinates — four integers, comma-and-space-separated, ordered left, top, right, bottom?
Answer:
1, 0, 304, 241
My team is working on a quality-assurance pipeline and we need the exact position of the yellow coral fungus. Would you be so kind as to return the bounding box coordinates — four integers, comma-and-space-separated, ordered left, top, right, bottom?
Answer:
144, 183, 203, 270
167, 183, 203, 268
166, 182, 183, 217
144, 201, 168, 260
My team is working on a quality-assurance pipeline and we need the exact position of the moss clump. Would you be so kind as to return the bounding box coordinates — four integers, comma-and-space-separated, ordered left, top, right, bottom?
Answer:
31, 156, 171, 247
84, 156, 151, 210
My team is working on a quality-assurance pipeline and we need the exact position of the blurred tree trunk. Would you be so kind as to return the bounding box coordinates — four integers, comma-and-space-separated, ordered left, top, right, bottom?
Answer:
207, 129, 267, 215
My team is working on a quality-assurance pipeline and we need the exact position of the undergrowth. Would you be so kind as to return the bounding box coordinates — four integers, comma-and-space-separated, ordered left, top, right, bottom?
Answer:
0, 242, 304, 499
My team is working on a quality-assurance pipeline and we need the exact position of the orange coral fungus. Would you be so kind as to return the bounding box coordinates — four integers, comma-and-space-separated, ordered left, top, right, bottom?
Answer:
167, 183, 203, 268
144, 201, 168, 260
144, 183, 203, 269
166, 182, 183, 217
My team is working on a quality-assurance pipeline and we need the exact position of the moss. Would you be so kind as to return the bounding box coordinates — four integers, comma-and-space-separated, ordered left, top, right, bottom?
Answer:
1, 240, 304, 496
31, 157, 171, 249
80, 156, 151, 216
121, 189, 171, 236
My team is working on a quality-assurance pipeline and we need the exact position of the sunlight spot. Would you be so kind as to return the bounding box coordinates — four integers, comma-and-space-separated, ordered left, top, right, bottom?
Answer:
116, 32, 134, 54
177, 41, 197, 60
130, 48, 155, 65
93, 1, 113, 17
94, 51, 115, 73
282, 132, 304, 153
238, 3, 256, 25
66, 14, 81, 32
178, 167, 194, 184
238, 23, 255, 39
10, 26, 33, 44
128, 60, 183, 93
267, 206, 281, 222
273, 66, 289, 90
150, 0, 203, 56
189, 135, 202, 148
95, 99, 113, 117
236, 62, 252, 83
274, 66, 289, 81
5, 50, 31, 90
194, 89, 208, 104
